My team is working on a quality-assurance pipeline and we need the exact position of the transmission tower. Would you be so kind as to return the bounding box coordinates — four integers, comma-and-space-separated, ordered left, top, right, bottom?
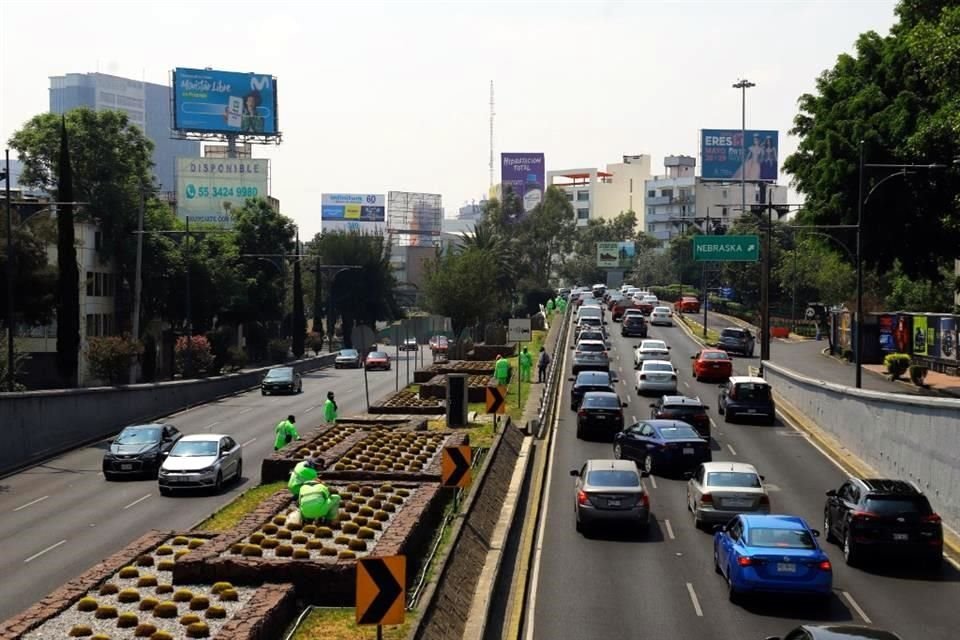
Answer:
489, 80, 495, 189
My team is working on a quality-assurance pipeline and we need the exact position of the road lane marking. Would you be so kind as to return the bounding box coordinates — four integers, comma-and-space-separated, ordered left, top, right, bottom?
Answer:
842, 591, 872, 624
122, 494, 151, 510
203, 421, 221, 430
664, 519, 675, 540
242, 437, 257, 448
649, 475, 658, 489
686, 582, 704, 617
24, 539, 66, 563
304, 405, 318, 413
237, 408, 254, 415
683, 381, 690, 388
726, 444, 738, 456
13, 495, 49, 512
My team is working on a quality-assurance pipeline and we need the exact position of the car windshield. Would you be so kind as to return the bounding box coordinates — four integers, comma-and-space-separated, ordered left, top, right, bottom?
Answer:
703, 352, 729, 360
369, 352, 388, 358
583, 395, 621, 408
663, 405, 706, 415
707, 472, 762, 488
642, 341, 667, 350
578, 343, 605, 353
265, 368, 292, 380
746, 527, 816, 549
169, 440, 218, 457
587, 470, 640, 487
721, 329, 746, 339
657, 425, 701, 440
339, 349, 358, 357
625, 317, 644, 324
734, 383, 770, 400
116, 427, 161, 444
654, 307, 671, 313
864, 496, 933, 516
576, 373, 610, 386
643, 363, 673, 372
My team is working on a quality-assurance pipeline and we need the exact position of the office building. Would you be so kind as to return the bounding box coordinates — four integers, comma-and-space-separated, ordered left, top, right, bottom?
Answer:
49, 72, 200, 191
547, 155, 652, 228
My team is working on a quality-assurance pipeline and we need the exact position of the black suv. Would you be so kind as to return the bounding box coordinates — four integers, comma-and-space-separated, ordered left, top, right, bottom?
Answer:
823, 478, 943, 567
576, 391, 626, 440
649, 395, 711, 439
717, 327, 755, 357
621, 314, 648, 338
718, 376, 775, 425
569, 370, 617, 410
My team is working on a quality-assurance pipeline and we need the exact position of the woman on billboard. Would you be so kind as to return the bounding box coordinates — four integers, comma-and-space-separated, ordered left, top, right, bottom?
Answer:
760, 136, 778, 181
733, 133, 763, 180
241, 90, 265, 134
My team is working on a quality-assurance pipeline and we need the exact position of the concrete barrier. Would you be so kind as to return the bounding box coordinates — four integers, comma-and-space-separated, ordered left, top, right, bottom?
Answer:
763, 361, 960, 527
0, 354, 337, 477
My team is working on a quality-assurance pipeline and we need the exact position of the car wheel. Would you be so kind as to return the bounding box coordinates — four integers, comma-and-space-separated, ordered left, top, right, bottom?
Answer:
843, 529, 859, 566
576, 424, 584, 440
823, 511, 837, 543
214, 471, 224, 494
235, 459, 243, 482
103, 471, 115, 481
613, 443, 623, 459
261, 390, 267, 396
727, 569, 741, 604
724, 411, 735, 424
924, 551, 943, 571
643, 454, 654, 476
714, 547, 722, 575
159, 486, 171, 497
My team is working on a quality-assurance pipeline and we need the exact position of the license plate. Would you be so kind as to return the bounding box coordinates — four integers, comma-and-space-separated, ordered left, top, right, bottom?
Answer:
168, 475, 184, 483
595, 415, 607, 420
608, 499, 621, 507
682, 447, 694, 455
121, 464, 133, 471
776, 563, 796, 573
893, 533, 909, 541
725, 498, 753, 507
711, 364, 719, 368
747, 409, 757, 413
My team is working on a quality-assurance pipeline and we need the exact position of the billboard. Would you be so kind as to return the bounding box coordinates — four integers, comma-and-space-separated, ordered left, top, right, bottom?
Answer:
913, 316, 929, 355
701, 129, 778, 182
173, 68, 279, 136
597, 241, 636, 268
388, 192, 442, 247
893, 314, 913, 354
878, 314, 896, 353
321, 193, 386, 234
501, 153, 545, 221
175, 158, 269, 225
940, 317, 957, 360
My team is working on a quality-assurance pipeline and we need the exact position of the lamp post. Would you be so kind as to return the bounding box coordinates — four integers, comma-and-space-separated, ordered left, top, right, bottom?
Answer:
3, 150, 11, 391
732, 78, 756, 223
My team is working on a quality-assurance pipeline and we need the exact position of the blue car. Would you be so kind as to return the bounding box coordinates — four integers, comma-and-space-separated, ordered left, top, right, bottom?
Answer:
612, 419, 711, 476
714, 514, 833, 604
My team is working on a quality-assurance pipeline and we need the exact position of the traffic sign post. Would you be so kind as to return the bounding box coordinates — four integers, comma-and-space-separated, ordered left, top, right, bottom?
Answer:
441, 445, 472, 489
356, 556, 406, 634
507, 318, 532, 343
693, 235, 760, 262
486, 384, 506, 433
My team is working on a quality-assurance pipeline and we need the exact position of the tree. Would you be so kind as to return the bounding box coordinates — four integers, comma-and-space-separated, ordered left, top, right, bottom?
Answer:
458, 219, 516, 309
518, 186, 577, 286
424, 248, 500, 339
55, 117, 80, 386
86, 335, 144, 384
291, 240, 305, 358
0, 206, 56, 326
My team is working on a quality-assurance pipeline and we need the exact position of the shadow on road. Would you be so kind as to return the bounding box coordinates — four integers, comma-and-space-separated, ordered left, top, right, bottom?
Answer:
735, 590, 855, 622
852, 557, 960, 583
581, 516, 667, 544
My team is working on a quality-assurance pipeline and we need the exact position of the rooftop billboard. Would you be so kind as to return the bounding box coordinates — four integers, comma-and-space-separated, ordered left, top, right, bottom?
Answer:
175, 158, 269, 225
321, 193, 387, 234
597, 241, 636, 269
173, 68, 279, 136
501, 153, 545, 222
701, 129, 778, 182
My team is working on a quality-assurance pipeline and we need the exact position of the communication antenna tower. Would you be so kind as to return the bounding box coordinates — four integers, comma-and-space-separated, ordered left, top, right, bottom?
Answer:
489, 80, 495, 189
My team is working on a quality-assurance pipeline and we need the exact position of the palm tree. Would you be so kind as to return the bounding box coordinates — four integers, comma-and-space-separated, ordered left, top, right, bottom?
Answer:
459, 221, 517, 306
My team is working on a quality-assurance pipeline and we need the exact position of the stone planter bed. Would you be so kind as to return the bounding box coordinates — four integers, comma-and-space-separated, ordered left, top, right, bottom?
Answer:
260, 419, 426, 484
413, 360, 497, 383
174, 482, 443, 605
368, 389, 445, 415
4, 531, 294, 640
322, 430, 468, 482
419, 374, 493, 403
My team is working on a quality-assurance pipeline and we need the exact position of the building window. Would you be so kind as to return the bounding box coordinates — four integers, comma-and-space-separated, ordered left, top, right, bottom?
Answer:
648, 207, 654, 217
662, 189, 673, 199
577, 208, 589, 220
681, 205, 687, 216
722, 189, 728, 199
647, 224, 655, 233
86, 314, 95, 337
566, 192, 574, 201
722, 207, 729, 217
577, 191, 589, 201
647, 190, 656, 198
98, 91, 116, 105
86, 271, 94, 296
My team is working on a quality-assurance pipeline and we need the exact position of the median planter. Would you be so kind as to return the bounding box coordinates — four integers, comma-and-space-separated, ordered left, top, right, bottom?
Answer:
419, 374, 493, 403
173, 483, 443, 605
369, 389, 445, 415
323, 430, 468, 482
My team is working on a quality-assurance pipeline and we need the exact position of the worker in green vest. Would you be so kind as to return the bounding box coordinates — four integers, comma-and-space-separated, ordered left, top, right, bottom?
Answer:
323, 391, 338, 424
298, 480, 341, 522
519, 347, 533, 382
288, 458, 320, 497
494, 354, 511, 386
546, 298, 555, 315
274, 415, 299, 451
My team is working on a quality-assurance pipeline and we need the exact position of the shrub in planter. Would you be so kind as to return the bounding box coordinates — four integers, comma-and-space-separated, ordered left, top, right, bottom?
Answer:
118, 566, 140, 579
155, 584, 174, 595
275, 544, 294, 557
119, 588, 141, 603
68, 625, 93, 636
205, 605, 227, 619
94, 605, 118, 619
180, 614, 201, 626
173, 589, 194, 603
884, 353, 911, 380
134, 622, 157, 637
211, 582, 233, 595
99, 583, 119, 596
86, 335, 144, 384
157, 560, 175, 571
155, 545, 173, 556
293, 548, 311, 559
151, 632, 174, 640
188, 538, 205, 550
186, 621, 211, 638
172, 536, 189, 546
139, 597, 159, 611
118, 612, 139, 628
218, 588, 239, 602
137, 575, 158, 588
909, 365, 928, 386
175, 335, 215, 377
137, 554, 155, 567
77, 597, 99, 612
189, 595, 210, 611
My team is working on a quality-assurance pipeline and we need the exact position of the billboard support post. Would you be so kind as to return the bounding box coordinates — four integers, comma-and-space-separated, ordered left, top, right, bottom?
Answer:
702, 210, 709, 340
130, 186, 146, 384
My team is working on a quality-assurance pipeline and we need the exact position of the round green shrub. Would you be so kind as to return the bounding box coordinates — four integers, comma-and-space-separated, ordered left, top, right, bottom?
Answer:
287, 521, 303, 531
380, 484, 395, 493
293, 549, 311, 559
229, 543, 245, 555
139, 597, 159, 611
381, 502, 396, 513
134, 622, 157, 636
150, 632, 174, 640
152, 601, 178, 618
346, 483, 361, 493
353, 516, 369, 527
180, 613, 201, 626
395, 489, 410, 497
272, 515, 286, 526
68, 625, 93, 636
359, 486, 375, 497
98, 583, 119, 596
188, 539, 205, 550
262, 523, 278, 535
157, 560, 175, 572
276, 528, 292, 540
357, 527, 375, 540
368, 521, 383, 532
315, 527, 333, 538
306, 539, 324, 550
155, 584, 174, 595
374, 510, 390, 522
320, 547, 338, 556
348, 539, 367, 552
219, 588, 239, 602
334, 535, 350, 545
136, 555, 155, 567
341, 522, 359, 535
77, 596, 99, 612
292, 533, 309, 545
155, 545, 174, 556
367, 499, 382, 510
175, 549, 189, 560
91, 635, 110, 640
95, 605, 118, 619
241, 544, 263, 557
118, 588, 141, 603
189, 595, 210, 611
338, 550, 357, 559
172, 535, 189, 546
186, 621, 211, 638
205, 605, 227, 619
210, 582, 233, 595
118, 566, 140, 579
303, 524, 317, 534
261, 537, 280, 549
248, 532, 265, 545
173, 589, 194, 603
118, 611, 139, 628
137, 575, 158, 588
275, 544, 294, 557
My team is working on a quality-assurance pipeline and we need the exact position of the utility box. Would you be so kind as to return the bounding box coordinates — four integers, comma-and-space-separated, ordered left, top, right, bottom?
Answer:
446, 373, 469, 427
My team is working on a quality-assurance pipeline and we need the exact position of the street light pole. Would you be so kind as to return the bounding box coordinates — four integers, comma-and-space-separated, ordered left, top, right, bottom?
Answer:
129, 186, 146, 384
4, 150, 13, 391
733, 78, 756, 223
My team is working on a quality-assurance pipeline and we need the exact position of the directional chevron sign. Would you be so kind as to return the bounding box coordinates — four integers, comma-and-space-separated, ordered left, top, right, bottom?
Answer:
693, 234, 760, 262
442, 445, 472, 488
486, 385, 507, 415
356, 556, 406, 626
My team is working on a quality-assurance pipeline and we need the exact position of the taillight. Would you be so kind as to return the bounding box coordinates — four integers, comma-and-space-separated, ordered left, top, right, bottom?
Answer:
737, 556, 753, 567
641, 493, 650, 508
851, 510, 876, 522
578, 409, 587, 418
818, 560, 832, 571
639, 374, 647, 380
759, 495, 770, 506
700, 493, 713, 505
577, 490, 589, 506
923, 514, 942, 524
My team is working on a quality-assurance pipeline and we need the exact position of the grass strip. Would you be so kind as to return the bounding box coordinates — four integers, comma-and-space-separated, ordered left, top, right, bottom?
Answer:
291, 607, 415, 640
195, 482, 286, 532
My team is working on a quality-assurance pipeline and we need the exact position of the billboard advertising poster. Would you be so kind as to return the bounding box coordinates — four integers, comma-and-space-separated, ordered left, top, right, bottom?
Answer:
940, 317, 957, 360
176, 158, 268, 225
321, 194, 387, 235
173, 68, 278, 135
912, 316, 928, 355
597, 241, 636, 268
893, 314, 913, 354
701, 129, 779, 182
501, 153, 545, 221
925, 315, 939, 359
387, 192, 442, 247
878, 314, 895, 353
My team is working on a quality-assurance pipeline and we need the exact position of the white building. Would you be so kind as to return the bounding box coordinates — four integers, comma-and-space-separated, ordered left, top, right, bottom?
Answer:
547, 155, 652, 228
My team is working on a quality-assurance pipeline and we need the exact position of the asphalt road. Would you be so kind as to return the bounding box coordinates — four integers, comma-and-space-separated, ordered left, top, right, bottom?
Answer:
530, 314, 960, 640
0, 346, 430, 622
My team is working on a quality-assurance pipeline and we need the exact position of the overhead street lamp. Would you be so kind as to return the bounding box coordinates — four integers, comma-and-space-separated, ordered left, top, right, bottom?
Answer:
732, 78, 756, 224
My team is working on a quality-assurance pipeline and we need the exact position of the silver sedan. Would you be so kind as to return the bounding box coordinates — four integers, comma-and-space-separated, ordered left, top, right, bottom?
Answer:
686, 461, 771, 529
635, 360, 678, 395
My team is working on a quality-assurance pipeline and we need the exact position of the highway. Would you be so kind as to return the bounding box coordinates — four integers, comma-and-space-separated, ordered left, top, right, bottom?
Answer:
529, 312, 960, 639
0, 347, 427, 621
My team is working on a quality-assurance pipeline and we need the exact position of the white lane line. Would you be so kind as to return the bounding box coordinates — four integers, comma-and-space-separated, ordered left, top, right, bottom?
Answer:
122, 494, 151, 510
686, 582, 704, 617
242, 437, 257, 448
304, 405, 318, 413
24, 539, 67, 563
842, 591, 872, 624
203, 421, 221, 430
237, 408, 254, 415
664, 518, 675, 540
13, 495, 49, 512
649, 475, 658, 489
683, 381, 690, 388
726, 444, 738, 456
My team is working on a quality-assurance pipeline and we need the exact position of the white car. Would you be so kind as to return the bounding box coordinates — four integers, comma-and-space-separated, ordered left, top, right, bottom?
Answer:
158, 434, 243, 495
686, 461, 771, 529
634, 339, 671, 368
650, 306, 673, 326
636, 360, 678, 395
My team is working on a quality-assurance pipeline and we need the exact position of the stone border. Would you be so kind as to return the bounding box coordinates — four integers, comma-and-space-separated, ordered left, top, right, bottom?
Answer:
176, 482, 444, 605
0, 530, 292, 640
413, 360, 497, 383
321, 431, 468, 482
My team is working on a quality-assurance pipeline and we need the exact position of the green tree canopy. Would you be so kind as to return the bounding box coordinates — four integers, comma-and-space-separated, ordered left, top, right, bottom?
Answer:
424, 248, 500, 338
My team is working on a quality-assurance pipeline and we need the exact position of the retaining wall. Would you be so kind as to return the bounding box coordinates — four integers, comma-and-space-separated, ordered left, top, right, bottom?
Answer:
764, 361, 960, 527
0, 354, 336, 477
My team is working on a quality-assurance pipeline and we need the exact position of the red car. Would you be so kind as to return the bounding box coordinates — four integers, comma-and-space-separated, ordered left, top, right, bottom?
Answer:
612, 298, 641, 321
675, 296, 701, 314
691, 349, 732, 381
429, 335, 449, 353
365, 351, 391, 371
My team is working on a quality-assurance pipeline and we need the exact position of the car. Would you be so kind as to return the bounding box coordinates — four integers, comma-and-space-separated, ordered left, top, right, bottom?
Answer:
650, 395, 711, 438
614, 420, 711, 475
688, 461, 771, 528
365, 350, 392, 371
575, 304, 604, 324
576, 316, 604, 333
822, 477, 943, 567
612, 298, 641, 321
399, 337, 418, 352
334, 348, 362, 369
674, 296, 701, 314
572, 339, 610, 375
158, 434, 243, 495
764, 624, 904, 640
636, 360, 678, 395
574, 328, 607, 344
569, 370, 617, 410
102, 423, 182, 480
592, 284, 606, 298
714, 515, 833, 604
718, 376, 776, 425
691, 348, 733, 381
576, 391, 627, 440
633, 339, 670, 368
638, 295, 659, 315
717, 327, 755, 357
261, 366, 302, 394
429, 335, 449, 353
571, 459, 650, 534
605, 293, 623, 310
620, 313, 648, 338
650, 306, 673, 326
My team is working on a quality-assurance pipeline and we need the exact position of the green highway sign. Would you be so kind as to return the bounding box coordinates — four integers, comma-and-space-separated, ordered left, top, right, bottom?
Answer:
693, 235, 760, 262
